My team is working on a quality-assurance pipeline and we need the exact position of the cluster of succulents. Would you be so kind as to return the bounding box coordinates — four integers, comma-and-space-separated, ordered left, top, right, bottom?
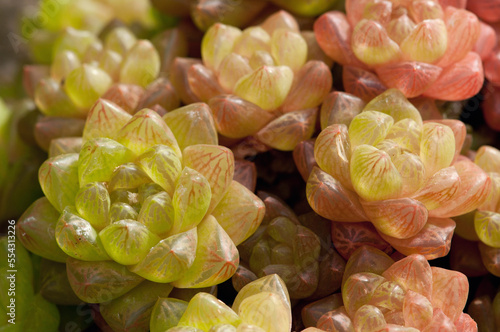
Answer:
302, 246, 476, 331
16, 100, 265, 330
5, 0, 500, 331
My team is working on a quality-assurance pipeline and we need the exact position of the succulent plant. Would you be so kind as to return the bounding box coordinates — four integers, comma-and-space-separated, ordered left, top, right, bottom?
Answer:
302, 246, 477, 331
173, 10, 333, 153
24, 24, 183, 150
25, 0, 159, 64
306, 89, 491, 259
233, 192, 346, 302
448, 145, 500, 277
16, 100, 265, 331
314, 0, 484, 101
150, 274, 292, 332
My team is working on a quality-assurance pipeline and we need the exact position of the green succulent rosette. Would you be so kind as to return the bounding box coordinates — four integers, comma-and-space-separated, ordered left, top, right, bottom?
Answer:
16, 100, 265, 331
25, 24, 185, 151
150, 274, 292, 332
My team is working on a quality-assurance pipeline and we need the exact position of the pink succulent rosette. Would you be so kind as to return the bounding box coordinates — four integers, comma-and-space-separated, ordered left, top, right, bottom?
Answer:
306, 89, 491, 260
301, 246, 478, 331
314, 0, 484, 101
174, 10, 333, 153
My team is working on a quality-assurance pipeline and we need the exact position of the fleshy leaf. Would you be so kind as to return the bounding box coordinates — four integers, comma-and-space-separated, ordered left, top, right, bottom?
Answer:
171, 215, 238, 288
211, 181, 265, 246
177, 293, 241, 329
217, 53, 253, 92
306, 167, 368, 222
75, 182, 110, 231
163, 103, 218, 149
353, 304, 386, 332
361, 197, 428, 239
320, 92, 365, 129
238, 292, 291, 332
170, 167, 212, 235
233, 65, 293, 111
55, 206, 110, 261
270, 29, 307, 72
400, 19, 448, 63
39, 153, 80, 213
182, 145, 234, 214
117, 108, 181, 157
350, 145, 403, 202
314, 124, 352, 190
202, 23, 242, 71
138, 191, 175, 236
255, 108, 317, 151
412, 166, 460, 211
348, 111, 394, 147
150, 298, 188, 332
281, 60, 332, 113
78, 138, 133, 186
430, 266, 468, 322
342, 272, 386, 316
351, 19, 401, 66
424, 52, 483, 101
362, 89, 423, 126
376, 62, 442, 98
382, 254, 433, 301
99, 219, 161, 265
475, 145, 500, 173
65, 64, 112, 109
82, 99, 132, 142
16, 197, 69, 262
474, 210, 500, 248
380, 217, 456, 260
208, 95, 275, 139
108, 162, 151, 192
120, 40, 160, 87
100, 281, 173, 332
130, 228, 197, 283
187, 64, 225, 103
403, 290, 433, 330
420, 122, 455, 176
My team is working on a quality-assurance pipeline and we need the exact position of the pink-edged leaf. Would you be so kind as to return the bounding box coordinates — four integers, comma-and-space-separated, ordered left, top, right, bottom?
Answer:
376, 62, 442, 98
380, 217, 456, 260
314, 124, 352, 190
437, 7, 480, 68
317, 307, 354, 332
361, 197, 428, 239
314, 11, 362, 66
83, 99, 132, 142
293, 139, 317, 182
423, 52, 484, 101
281, 60, 333, 113
343, 66, 387, 102
332, 221, 393, 261
342, 246, 394, 288
412, 166, 460, 212
233, 159, 257, 192
101, 84, 144, 114
429, 158, 491, 218
403, 290, 433, 330
320, 91, 365, 129
208, 94, 275, 139
307, 167, 368, 222
382, 254, 433, 301
453, 313, 478, 332
187, 64, 225, 103
421, 308, 456, 332
431, 266, 469, 322
255, 108, 317, 151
